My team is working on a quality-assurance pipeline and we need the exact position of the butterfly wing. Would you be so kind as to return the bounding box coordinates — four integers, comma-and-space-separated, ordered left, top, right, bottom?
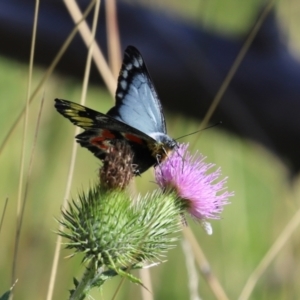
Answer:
107, 46, 167, 136
54, 46, 176, 174
54, 99, 157, 172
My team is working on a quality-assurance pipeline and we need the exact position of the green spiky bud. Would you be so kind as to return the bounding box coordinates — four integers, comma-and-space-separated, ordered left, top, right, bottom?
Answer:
59, 187, 182, 270
58, 186, 184, 300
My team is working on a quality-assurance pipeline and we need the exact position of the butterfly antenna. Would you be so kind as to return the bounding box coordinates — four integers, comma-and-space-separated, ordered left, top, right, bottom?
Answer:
179, 148, 185, 174
162, 145, 172, 158
161, 146, 177, 171
175, 121, 222, 141
155, 153, 166, 183
155, 150, 175, 178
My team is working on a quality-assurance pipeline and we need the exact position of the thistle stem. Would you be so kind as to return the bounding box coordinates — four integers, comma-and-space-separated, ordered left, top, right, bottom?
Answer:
70, 261, 104, 300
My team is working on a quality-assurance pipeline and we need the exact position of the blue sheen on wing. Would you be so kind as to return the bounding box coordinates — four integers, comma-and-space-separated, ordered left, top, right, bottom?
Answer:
107, 46, 167, 135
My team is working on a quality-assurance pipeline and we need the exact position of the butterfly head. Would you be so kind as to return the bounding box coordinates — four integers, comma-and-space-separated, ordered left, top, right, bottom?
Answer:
148, 132, 177, 162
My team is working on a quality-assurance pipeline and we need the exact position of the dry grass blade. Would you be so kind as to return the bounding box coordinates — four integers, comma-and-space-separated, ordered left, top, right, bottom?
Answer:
111, 277, 126, 300
139, 269, 153, 300
238, 204, 300, 300
63, 0, 116, 96
192, 0, 276, 147
0, 197, 9, 235
11, 0, 40, 291
105, 0, 122, 79
46, 1, 101, 299
11, 95, 45, 290
0, 0, 96, 158
181, 239, 201, 300
183, 227, 229, 300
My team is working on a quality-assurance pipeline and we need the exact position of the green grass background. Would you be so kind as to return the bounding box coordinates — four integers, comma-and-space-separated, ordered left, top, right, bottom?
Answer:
1, 1, 300, 299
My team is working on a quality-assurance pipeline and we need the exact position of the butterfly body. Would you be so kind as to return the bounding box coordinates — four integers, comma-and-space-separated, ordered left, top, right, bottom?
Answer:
55, 46, 176, 174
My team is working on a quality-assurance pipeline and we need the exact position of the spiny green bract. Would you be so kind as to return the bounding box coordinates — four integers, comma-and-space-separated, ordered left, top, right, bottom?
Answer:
59, 186, 183, 271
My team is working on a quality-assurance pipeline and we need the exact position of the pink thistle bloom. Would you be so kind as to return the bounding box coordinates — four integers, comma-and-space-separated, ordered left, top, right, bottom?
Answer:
155, 143, 233, 221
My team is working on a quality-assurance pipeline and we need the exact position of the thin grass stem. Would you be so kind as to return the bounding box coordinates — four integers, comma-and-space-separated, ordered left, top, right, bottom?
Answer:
105, 0, 122, 79
63, 0, 116, 96
0, 0, 96, 157
191, 0, 276, 148
11, 0, 40, 291
238, 203, 300, 300
0, 197, 9, 235
183, 226, 229, 300
46, 1, 101, 299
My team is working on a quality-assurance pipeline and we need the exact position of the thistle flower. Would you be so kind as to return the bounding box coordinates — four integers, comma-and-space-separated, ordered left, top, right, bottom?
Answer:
155, 143, 233, 221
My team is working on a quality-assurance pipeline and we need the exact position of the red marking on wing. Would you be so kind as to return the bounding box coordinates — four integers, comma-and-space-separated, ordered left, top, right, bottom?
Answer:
91, 130, 116, 149
124, 133, 144, 144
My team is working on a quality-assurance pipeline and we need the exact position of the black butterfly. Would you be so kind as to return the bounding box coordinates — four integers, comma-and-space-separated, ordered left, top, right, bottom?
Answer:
54, 46, 176, 174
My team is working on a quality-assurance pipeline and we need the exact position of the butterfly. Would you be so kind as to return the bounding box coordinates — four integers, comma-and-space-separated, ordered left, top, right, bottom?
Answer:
54, 46, 176, 174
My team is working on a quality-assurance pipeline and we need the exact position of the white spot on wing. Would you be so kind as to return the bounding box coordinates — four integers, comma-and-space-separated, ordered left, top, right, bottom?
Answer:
126, 63, 133, 70
133, 57, 139, 68
120, 80, 127, 90
137, 57, 143, 65
122, 70, 128, 78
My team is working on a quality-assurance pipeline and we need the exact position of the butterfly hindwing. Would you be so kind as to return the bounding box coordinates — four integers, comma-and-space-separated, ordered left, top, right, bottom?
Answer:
54, 98, 158, 172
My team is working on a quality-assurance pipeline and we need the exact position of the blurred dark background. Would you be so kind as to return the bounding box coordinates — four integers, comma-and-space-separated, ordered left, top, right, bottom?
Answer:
1, 1, 300, 300
1, 0, 300, 174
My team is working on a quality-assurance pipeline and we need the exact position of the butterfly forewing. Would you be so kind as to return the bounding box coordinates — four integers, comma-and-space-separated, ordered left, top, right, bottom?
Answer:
108, 46, 167, 136
54, 99, 157, 141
